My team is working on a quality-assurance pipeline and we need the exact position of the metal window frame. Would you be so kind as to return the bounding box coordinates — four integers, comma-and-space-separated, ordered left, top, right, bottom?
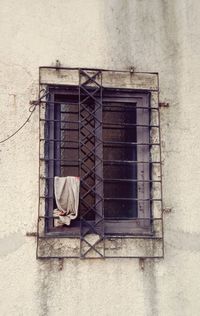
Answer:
37, 67, 163, 259
45, 92, 151, 235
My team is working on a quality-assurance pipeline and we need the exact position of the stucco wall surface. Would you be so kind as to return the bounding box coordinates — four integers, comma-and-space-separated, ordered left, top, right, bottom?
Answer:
0, 1, 200, 315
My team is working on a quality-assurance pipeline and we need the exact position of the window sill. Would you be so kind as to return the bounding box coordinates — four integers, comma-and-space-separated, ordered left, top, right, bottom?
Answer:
37, 219, 163, 259
44, 219, 154, 237
37, 233, 163, 259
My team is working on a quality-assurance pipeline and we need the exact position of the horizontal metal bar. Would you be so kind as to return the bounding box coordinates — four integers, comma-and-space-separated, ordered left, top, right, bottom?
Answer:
103, 256, 163, 259
61, 128, 79, 131
40, 158, 79, 162
40, 158, 160, 164
39, 216, 162, 220
103, 105, 158, 110
40, 100, 79, 105
37, 233, 162, 241
103, 109, 136, 114
103, 123, 159, 128
40, 119, 79, 124
61, 164, 79, 167
40, 120, 158, 129
104, 178, 161, 183
37, 255, 163, 259
103, 126, 136, 130
104, 234, 162, 239
40, 139, 79, 143
41, 138, 159, 146
60, 146, 79, 150
37, 255, 81, 259
40, 101, 159, 111
40, 196, 162, 201
40, 176, 161, 183
40, 101, 158, 111
103, 141, 160, 146
40, 161, 79, 166
105, 217, 162, 221
39, 124, 159, 130
104, 198, 161, 201
61, 111, 78, 114
103, 160, 161, 165
38, 234, 80, 239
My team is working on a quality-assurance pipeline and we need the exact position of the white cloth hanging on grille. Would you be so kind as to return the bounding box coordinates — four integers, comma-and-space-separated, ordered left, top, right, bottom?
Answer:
53, 176, 80, 226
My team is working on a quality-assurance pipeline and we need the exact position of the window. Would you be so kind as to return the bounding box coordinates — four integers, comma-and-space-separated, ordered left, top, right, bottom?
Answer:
44, 88, 152, 235
37, 68, 163, 259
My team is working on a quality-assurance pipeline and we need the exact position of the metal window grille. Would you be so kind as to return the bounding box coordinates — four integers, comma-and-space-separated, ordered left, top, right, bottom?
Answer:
37, 68, 163, 259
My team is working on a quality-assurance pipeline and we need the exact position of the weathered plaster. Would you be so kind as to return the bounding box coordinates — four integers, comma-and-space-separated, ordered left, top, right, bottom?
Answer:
0, 0, 200, 315
0, 232, 25, 257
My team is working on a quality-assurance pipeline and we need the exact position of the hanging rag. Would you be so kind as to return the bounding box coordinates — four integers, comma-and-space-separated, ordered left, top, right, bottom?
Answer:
53, 176, 80, 225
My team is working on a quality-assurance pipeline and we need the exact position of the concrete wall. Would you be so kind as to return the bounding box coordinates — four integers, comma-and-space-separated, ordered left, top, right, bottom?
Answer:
0, 0, 200, 315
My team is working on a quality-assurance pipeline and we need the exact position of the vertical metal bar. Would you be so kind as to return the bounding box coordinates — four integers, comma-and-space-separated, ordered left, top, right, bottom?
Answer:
100, 72, 105, 257
47, 92, 55, 230
54, 102, 61, 176
157, 74, 164, 258
95, 86, 103, 222
137, 96, 150, 227
78, 69, 82, 258
36, 70, 42, 258
94, 73, 104, 256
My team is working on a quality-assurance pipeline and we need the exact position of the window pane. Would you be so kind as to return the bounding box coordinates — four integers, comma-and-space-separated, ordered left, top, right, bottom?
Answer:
103, 102, 138, 218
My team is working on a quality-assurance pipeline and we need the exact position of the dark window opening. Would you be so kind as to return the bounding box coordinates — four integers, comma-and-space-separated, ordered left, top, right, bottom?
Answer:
103, 102, 137, 219
44, 87, 151, 235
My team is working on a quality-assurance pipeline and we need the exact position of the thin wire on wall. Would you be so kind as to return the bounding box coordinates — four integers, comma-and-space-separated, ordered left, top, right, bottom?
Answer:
0, 104, 37, 144
0, 89, 48, 144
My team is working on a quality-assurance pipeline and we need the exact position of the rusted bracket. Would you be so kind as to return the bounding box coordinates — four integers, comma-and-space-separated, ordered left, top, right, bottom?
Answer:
162, 207, 172, 213
139, 258, 145, 270
26, 232, 37, 237
30, 88, 49, 106
159, 102, 169, 108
